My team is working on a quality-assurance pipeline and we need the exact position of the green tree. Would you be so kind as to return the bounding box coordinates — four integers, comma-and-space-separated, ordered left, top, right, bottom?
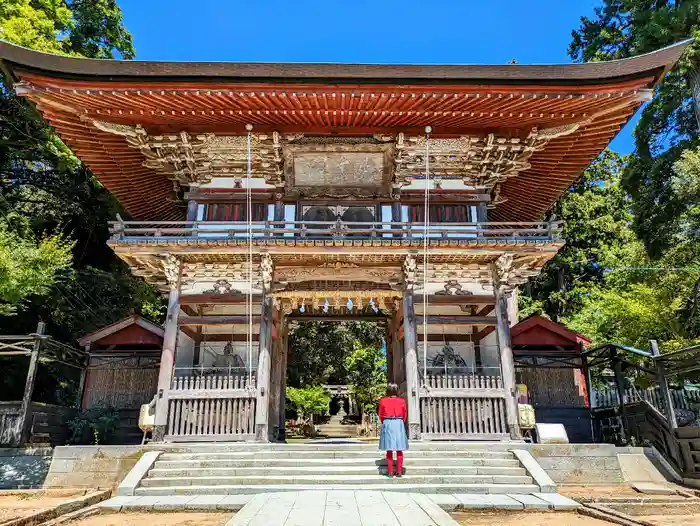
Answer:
345, 342, 387, 414
0, 1, 164, 342
286, 386, 331, 423
286, 321, 384, 387
0, 221, 73, 316
569, 0, 699, 258
521, 150, 636, 321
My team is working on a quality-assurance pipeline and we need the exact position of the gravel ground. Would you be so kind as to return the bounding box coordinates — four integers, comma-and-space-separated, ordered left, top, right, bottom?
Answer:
451, 511, 612, 525
66, 512, 232, 526
0, 492, 85, 522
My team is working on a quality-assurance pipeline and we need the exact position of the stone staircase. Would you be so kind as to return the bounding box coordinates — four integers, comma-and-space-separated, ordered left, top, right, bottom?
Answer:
134, 443, 543, 496
317, 410, 358, 438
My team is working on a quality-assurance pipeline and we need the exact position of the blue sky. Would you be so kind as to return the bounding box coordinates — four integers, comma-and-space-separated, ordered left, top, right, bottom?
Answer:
118, 0, 637, 153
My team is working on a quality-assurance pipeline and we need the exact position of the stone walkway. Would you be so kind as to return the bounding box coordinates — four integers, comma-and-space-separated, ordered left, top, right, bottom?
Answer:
99, 490, 579, 525
226, 491, 458, 526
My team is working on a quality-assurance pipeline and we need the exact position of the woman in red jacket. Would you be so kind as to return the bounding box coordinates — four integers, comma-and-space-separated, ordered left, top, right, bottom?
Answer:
378, 383, 408, 477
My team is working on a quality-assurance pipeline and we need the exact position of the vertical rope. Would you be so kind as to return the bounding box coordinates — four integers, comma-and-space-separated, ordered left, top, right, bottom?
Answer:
246, 124, 253, 385
422, 125, 432, 384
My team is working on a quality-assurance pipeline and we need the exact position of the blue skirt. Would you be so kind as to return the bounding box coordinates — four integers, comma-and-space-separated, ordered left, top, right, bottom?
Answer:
379, 418, 408, 451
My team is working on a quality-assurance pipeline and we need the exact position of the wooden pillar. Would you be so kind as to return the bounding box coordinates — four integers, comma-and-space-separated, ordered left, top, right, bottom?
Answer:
153, 257, 181, 442
386, 328, 394, 384
507, 289, 518, 327
186, 199, 198, 222
255, 293, 273, 441
274, 200, 285, 222
391, 201, 402, 238
402, 288, 421, 440
269, 311, 286, 441
492, 261, 521, 440
278, 322, 288, 441
476, 202, 488, 222
611, 348, 628, 444
651, 340, 677, 428
18, 322, 45, 446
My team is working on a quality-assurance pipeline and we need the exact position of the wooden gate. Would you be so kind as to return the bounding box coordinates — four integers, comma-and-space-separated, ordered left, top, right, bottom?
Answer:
165, 373, 257, 441
419, 374, 509, 440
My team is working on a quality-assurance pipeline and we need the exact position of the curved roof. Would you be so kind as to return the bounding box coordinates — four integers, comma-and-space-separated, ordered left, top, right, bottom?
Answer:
0, 39, 690, 83
0, 39, 691, 221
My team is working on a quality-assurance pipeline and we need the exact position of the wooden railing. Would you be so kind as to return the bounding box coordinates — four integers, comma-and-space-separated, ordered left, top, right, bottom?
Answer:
593, 401, 700, 479
109, 219, 562, 243
676, 427, 700, 479
419, 374, 508, 440
165, 373, 256, 441
592, 386, 700, 413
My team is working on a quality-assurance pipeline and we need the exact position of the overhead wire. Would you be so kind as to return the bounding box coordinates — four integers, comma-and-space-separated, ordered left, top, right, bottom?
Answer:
422, 125, 432, 384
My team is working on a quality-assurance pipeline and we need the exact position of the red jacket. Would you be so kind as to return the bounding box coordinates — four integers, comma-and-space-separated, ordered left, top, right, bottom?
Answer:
378, 396, 407, 424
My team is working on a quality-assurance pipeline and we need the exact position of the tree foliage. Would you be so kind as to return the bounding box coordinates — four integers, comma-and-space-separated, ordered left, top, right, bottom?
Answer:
286, 386, 331, 422
522, 4, 700, 355
345, 342, 387, 414
569, 0, 700, 257
0, 221, 73, 316
521, 151, 636, 321
0, 1, 164, 342
286, 321, 384, 388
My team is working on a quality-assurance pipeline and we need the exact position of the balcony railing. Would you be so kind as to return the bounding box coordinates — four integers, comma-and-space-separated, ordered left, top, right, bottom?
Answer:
109, 219, 562, 243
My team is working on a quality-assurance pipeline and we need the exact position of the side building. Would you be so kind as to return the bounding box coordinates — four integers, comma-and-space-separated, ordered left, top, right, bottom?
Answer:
0, 40, 689, 442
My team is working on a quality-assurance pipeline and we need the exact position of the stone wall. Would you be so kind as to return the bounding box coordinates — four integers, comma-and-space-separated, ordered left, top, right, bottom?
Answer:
43, 445, 145, 489
528, 444, 643, 485
0, 447, 53, 489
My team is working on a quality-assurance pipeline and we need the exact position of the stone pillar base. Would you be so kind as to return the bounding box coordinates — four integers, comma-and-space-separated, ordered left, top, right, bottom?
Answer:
255, 423, 269, 442
408, 422, 421, 440
152, 425, 166, 443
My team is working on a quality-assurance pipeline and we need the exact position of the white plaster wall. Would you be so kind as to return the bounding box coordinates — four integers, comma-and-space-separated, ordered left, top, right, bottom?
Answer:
174, 331, 195, 370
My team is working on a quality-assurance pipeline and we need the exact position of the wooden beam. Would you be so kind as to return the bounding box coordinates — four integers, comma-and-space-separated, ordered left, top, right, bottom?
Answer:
476, 305, 494, 317
179, 316, 261, 326
182, 333, 260, 343
413, 294, 495, 305
475, 326, 495, 341
417, 333, 474, 342
419, 316, 497, 326
181, 294, 262, 305
180, 305, 198, 316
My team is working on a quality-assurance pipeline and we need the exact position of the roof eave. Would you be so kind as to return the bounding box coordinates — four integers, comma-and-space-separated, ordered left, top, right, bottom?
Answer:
0, 38, 691, 88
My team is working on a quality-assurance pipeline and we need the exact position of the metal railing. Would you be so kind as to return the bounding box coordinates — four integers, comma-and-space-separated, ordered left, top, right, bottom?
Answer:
109, 219, 562, 243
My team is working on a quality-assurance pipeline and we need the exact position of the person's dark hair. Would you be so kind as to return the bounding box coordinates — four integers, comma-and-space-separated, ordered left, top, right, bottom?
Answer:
386, 383, 399, 396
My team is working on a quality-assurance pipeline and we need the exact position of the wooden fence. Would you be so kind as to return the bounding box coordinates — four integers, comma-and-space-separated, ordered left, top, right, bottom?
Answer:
165, 372, 257, 441
0, 327, 86, 447
419, 374, 508, 440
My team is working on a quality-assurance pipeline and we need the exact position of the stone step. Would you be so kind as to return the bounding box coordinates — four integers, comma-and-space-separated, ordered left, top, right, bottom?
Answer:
153, 457, 521, 469
147, 465, 528, 478
151, 442, 518, 453
134, 483, 541, 496
156, 449, 516, 461
140, 474, 534, 487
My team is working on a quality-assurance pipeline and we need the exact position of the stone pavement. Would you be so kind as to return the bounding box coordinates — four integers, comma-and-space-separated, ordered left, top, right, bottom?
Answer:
98, 490, 580, 525
225, 491, 459, 526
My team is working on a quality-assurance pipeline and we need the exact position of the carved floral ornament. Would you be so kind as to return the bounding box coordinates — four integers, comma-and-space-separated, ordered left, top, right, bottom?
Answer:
492, 253, 541, 293
89, 121, 582, 201
161, 254, 181, 290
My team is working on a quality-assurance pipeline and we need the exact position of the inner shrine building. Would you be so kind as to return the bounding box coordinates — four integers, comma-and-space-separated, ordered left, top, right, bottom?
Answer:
0, 40, 688, 442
